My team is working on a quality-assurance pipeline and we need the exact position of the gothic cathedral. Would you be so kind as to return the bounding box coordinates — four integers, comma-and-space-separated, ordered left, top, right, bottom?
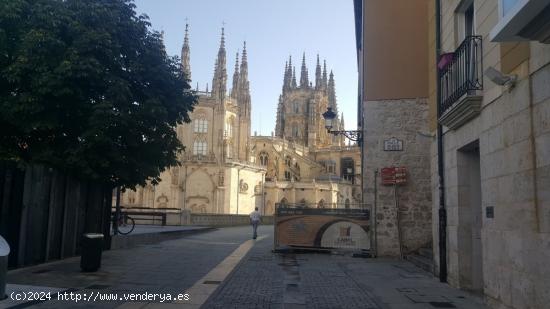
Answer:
119, 25, 361, 216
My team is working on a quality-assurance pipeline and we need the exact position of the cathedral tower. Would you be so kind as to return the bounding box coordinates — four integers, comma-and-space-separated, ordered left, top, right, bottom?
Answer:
275, 54, 342, 149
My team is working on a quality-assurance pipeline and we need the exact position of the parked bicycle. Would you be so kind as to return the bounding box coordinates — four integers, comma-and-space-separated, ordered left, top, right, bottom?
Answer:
114, 212, 135, 235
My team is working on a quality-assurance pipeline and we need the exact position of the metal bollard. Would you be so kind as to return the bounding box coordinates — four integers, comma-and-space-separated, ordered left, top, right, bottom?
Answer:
0, 235, 10, 300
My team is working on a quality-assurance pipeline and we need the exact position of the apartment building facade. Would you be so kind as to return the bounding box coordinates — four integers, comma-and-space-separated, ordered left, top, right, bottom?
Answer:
355, 0, 549, 308
429, 0, 550, 308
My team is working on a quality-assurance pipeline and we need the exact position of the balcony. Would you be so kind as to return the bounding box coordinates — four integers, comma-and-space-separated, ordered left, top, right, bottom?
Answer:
182, 153, 216, 163
438, 36, 483, 130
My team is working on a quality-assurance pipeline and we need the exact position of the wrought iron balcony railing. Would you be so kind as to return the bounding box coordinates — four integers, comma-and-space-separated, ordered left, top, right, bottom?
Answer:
439, 36, 483, 116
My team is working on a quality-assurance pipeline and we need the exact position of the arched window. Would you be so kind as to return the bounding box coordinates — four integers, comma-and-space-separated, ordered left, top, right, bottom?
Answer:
345, 198, 350, 209
284, 171, 291, 181
324, 160, 336, 174
194, 118, 208, 133
193, 140, 207, 155
279, 198, 288, 207
294, 102, 300, 113
259, 152, 269, 166
299, 199, 307, 208
292, 124, 299, 137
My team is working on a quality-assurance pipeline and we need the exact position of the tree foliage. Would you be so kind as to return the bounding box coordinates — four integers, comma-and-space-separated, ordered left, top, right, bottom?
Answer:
0, 0, 196, 188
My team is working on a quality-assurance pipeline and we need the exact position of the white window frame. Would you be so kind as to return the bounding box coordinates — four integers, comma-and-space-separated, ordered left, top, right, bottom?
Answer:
490, 0, 550, 42
193, 118, 208, 133
259, 152, 268, 166
193, 140, 207, 155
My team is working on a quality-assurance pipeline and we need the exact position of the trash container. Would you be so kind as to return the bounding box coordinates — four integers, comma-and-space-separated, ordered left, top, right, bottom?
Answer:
0, 235, 10, 300
80, 233, 104, 272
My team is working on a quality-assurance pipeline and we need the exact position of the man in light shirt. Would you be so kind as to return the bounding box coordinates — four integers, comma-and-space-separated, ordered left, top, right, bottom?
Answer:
249, 207, 261, 239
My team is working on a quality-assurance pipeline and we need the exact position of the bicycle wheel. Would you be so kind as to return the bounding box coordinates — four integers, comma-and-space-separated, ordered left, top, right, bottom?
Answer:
117, 216, 135, 235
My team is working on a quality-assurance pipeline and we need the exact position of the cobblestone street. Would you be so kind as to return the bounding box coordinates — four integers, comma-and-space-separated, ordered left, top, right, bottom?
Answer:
204, 228, 486, 309
2, 226, 488, 309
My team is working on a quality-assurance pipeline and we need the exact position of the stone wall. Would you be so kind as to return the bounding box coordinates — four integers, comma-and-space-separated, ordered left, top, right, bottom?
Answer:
363, 98, 432, 256
189, 213, 274, 227
432, 50, 550, 309
125, 208, 274, 227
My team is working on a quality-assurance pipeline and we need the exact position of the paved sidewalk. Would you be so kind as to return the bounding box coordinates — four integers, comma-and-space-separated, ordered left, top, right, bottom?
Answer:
204, 234, 487, 309
117, 225, 212, 235
1, 226, 268, 309
1, 226, 488, 309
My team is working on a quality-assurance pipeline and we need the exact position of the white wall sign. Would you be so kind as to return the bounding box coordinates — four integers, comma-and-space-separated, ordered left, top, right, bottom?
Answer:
383, 137, 403, 151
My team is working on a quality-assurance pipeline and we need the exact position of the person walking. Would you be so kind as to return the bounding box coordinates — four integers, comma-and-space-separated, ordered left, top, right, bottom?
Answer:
249, 207, 261, 239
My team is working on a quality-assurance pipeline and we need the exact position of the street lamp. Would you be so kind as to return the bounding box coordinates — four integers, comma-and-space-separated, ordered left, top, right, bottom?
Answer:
322, 107, 363, 144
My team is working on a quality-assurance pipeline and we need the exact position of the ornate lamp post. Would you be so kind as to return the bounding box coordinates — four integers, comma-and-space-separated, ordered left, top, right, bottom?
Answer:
322, 107, 363, 144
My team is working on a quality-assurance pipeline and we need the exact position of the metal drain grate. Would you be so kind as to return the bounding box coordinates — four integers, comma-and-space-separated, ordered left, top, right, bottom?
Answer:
32, 269, 52, 274
203, 280, 221, 285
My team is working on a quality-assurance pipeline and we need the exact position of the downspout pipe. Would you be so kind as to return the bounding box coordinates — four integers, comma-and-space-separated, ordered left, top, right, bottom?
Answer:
435, 0, 447, 283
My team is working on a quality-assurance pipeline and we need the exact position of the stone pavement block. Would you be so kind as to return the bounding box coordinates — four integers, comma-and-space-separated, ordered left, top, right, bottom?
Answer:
5, 226, 269, 309
204, 237, 488, 309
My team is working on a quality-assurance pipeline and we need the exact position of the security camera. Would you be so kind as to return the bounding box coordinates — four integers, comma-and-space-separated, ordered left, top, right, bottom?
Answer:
484, 66, 517, 86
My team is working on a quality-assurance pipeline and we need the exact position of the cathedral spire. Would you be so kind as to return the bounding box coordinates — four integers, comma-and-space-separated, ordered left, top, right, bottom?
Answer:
315, 54, 322, 90
288, 55, 292, 73
240, 41, 248, 81
300, 52, 309, 88
181, 23, 191, 80
231, 51, 239, 99
211, 27, 227, 101
283, 61, 289, 92
328, 70, 337, 113
239, 42, 250, 97
239, 41, 251, 118
291, 66, 297, 88
322, 60, 328, 90
287, 55, 293, 88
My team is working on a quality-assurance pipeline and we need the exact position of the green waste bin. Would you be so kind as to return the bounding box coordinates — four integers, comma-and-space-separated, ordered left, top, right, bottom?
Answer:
80, 233, 104, 272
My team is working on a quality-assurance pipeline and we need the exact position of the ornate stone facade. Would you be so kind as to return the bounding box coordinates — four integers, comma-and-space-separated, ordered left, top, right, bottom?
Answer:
119, 25, 361, 215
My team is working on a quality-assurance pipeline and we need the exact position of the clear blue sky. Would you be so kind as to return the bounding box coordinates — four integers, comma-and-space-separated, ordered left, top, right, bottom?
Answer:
133, 0, 358, 134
